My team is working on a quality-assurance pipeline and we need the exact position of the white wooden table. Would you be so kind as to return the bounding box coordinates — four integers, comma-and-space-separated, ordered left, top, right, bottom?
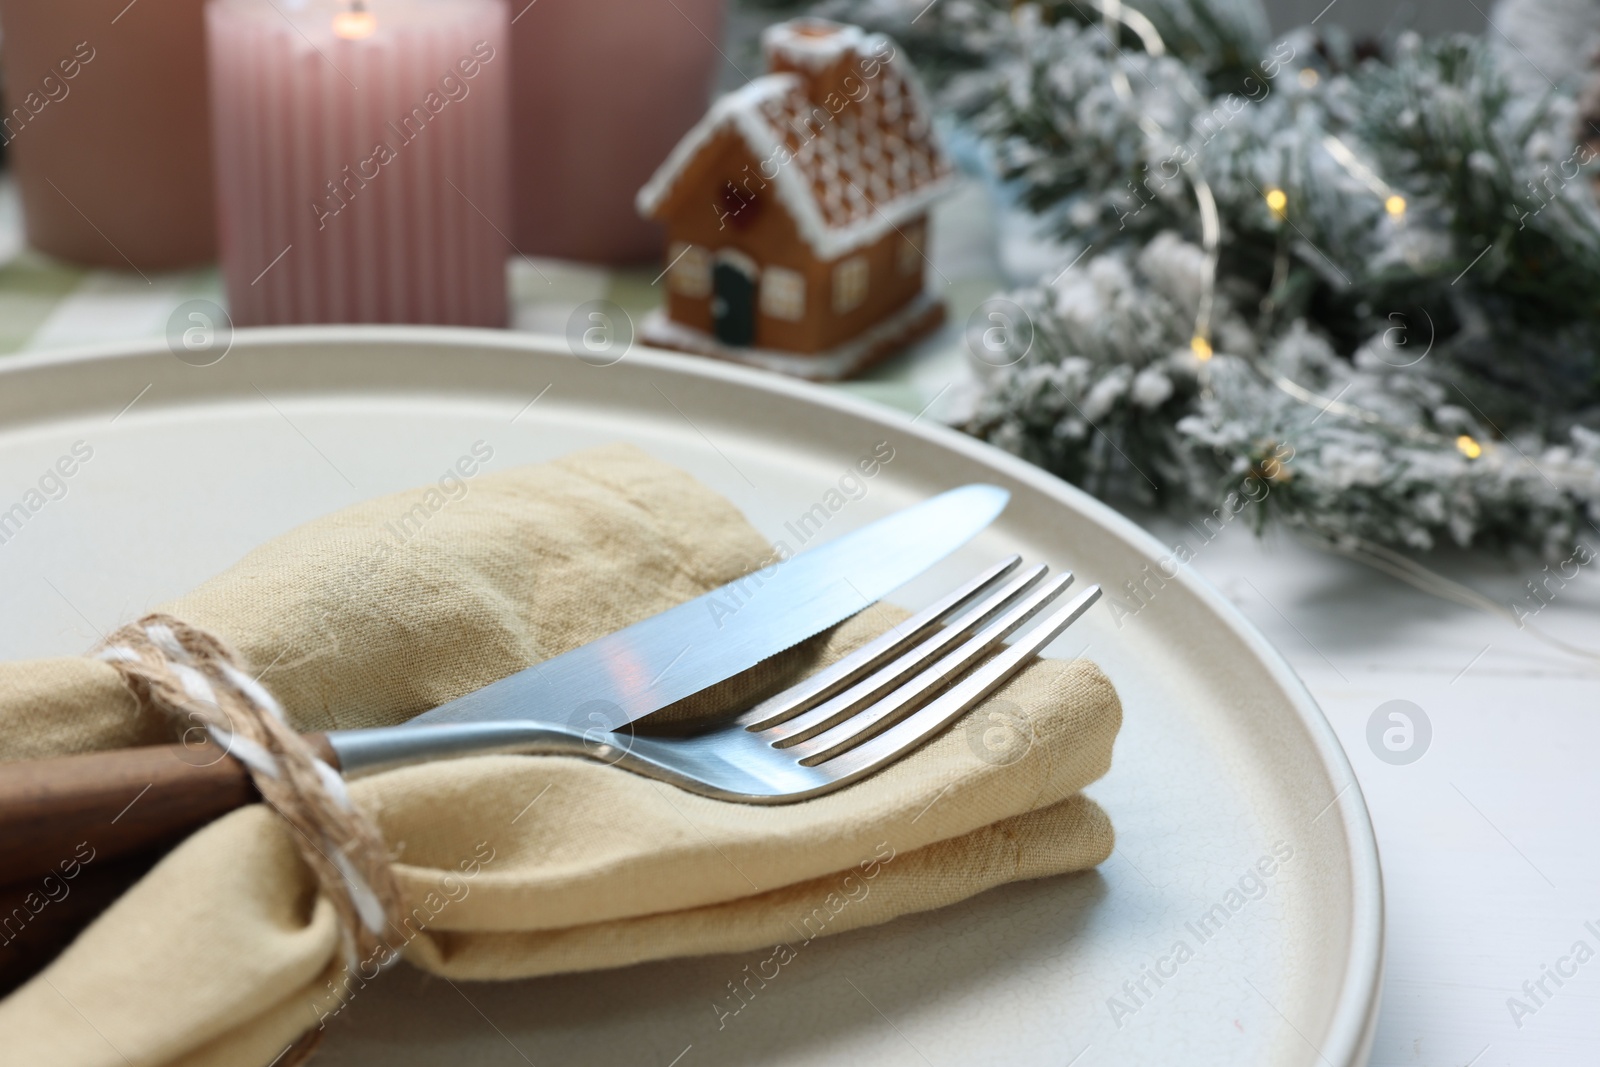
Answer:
1148, 516, 1600, 1067
0, 171, 1595, 1067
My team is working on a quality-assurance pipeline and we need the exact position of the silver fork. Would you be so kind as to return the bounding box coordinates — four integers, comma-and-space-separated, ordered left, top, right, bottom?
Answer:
328, 557, 1101, 803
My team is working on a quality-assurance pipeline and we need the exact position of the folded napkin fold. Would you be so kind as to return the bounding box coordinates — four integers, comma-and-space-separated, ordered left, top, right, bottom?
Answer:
0, 444, 1120, 1067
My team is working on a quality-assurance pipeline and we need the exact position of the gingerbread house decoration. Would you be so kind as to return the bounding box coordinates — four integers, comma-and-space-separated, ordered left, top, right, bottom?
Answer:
636, 19, 955, 380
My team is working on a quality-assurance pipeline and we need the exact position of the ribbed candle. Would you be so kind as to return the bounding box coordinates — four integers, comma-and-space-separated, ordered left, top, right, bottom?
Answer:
206, 0, 510, 327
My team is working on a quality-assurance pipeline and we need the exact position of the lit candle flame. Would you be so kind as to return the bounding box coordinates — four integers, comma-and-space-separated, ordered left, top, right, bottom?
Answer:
1456, 435, 1482, 459
1385, 195, 1407, 218
333, 2, 376, 39
1190, 336, 1213, 361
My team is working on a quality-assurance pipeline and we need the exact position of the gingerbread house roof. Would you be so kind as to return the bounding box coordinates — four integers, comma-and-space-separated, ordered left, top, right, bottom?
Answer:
636, 20, 955, 261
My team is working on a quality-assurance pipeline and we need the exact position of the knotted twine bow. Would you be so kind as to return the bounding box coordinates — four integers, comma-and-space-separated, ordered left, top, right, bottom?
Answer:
94, 613, 405, 1050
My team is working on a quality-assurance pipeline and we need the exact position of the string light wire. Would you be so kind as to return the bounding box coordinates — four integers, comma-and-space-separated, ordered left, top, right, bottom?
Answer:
1088, 2, 1479, 453
1017, 3, 1595, 656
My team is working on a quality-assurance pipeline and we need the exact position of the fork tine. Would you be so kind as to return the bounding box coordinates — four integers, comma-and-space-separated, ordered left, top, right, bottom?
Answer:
762, 562, 1056, 746
787, 571, 1079, 765
808, 585, 1102, 783
735, 554, 1023, 730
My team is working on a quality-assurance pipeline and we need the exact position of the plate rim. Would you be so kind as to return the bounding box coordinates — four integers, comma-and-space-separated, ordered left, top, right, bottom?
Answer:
0, 325, 1384, 1064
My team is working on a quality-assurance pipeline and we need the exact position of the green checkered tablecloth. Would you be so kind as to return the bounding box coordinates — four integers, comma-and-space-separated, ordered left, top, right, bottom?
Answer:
0, 174, 1009, 422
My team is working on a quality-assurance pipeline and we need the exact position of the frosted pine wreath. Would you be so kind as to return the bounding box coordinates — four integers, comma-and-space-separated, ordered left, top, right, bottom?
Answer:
770, 0, 1600, 560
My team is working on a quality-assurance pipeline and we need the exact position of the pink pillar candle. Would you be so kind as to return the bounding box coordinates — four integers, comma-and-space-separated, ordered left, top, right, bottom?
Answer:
509, 0, 724, 265
0, 0, 217, 269
206, 0, 511, 327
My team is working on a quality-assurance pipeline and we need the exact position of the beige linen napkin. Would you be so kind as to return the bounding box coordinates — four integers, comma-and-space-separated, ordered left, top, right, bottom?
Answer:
0, 443, 1120, 1067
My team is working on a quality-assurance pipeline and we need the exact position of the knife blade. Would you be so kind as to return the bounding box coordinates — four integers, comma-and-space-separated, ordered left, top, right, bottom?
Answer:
412, 483, 1009, 731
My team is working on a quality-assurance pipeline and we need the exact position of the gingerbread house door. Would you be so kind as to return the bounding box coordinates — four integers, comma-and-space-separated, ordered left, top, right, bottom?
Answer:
711, 249, 759, 347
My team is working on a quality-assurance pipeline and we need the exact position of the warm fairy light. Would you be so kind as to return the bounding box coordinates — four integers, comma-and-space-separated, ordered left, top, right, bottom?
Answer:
333, 7, 377, 39
1190, 336, 1213, 360
1298, 68, 1319, 88
1456, 435, 1483, 459
1323, 136, 1406, 218
1265, 187, 1287, 219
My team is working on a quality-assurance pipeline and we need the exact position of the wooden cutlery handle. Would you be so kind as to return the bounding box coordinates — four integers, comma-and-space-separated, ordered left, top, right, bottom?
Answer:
0, 733, 337, 887
0, 734, 337, 995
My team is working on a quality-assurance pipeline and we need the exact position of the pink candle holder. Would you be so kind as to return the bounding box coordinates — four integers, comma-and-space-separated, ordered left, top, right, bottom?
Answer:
0, 0, 216, 270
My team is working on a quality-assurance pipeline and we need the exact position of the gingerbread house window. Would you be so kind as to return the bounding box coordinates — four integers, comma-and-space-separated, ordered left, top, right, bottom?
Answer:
898, 224, 924, 276
832, 256, 869, 313
761, 266, 806, 321
668, 243, 712, 298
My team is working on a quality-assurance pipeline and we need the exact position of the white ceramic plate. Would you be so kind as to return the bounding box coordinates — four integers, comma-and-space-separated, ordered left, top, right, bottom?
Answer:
0, 329, 1381, 1066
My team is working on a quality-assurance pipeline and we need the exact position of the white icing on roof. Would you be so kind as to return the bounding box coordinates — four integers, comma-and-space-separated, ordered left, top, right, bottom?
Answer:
761, 18, 876, 72
636, 22, 954, 261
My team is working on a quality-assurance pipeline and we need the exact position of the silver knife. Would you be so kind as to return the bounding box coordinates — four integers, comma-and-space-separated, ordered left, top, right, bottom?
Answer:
412, 483, 1009, 731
